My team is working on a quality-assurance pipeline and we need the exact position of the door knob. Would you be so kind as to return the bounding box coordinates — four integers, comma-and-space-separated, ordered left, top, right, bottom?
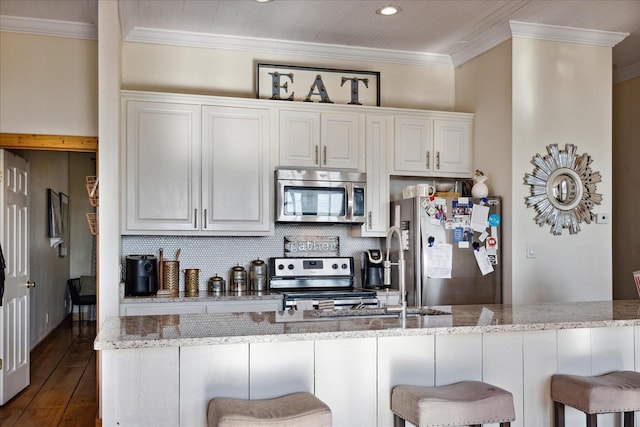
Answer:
26, 281, 36, 288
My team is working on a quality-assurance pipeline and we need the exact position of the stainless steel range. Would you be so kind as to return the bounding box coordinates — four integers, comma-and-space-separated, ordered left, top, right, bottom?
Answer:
268, 257, 378, 310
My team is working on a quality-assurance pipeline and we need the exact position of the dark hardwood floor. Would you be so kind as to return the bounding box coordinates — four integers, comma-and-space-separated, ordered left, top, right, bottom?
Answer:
0, 317, 98, 427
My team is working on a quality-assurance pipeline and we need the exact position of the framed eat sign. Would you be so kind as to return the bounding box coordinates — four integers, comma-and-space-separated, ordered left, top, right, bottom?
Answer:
256, 63, 380, 106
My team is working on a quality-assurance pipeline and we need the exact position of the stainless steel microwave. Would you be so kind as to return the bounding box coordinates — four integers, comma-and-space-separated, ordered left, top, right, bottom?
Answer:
275, 168, 366, 224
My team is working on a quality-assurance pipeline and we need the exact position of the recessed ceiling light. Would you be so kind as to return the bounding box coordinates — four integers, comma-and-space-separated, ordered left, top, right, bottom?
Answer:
376, 5, 400, 16
255, 0, 272, 3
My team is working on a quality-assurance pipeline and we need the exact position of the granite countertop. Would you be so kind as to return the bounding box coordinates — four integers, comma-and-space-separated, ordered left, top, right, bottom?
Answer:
95, 300, 640, 350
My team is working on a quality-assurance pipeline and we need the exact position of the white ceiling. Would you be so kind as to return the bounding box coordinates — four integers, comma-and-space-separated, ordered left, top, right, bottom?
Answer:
1, 0, 639, 81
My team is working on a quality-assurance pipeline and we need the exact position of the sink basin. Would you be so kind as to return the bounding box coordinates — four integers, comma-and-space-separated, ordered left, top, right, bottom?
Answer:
275, 306, 451, 322
310, 306, 451, 319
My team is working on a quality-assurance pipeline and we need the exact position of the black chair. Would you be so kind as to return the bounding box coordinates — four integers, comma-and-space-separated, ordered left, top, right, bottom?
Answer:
68, 277, 96, 326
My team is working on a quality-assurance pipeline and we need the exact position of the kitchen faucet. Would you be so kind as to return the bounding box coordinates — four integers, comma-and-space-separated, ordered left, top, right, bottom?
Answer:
384, 225, 407, 324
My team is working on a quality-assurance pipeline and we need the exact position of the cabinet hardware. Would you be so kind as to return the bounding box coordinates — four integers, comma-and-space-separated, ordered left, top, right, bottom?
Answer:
426, 151, 430, 169
26, 281, 36, 288
194, 209, 197, 228
436, 151, 440, 169
368, 211, 372, 229
203, 209, 207, 229
323, 146, 327, 165
315, 146, 319, 165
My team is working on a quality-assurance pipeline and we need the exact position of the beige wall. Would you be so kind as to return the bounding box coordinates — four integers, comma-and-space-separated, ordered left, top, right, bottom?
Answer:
455, 41, 513, 302
512, 38, 613, 303
613, 77, 640, 299
122, 42, 456, 111
0, 32, 98, 136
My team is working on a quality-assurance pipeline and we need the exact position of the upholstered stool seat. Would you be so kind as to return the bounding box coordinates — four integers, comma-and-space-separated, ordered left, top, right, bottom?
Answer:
551, 370, 640, 427
391, 381, 516, 427
207, 392, 331, 427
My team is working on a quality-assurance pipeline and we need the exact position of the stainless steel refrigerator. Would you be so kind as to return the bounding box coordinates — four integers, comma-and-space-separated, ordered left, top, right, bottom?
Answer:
391, 196, 502, 306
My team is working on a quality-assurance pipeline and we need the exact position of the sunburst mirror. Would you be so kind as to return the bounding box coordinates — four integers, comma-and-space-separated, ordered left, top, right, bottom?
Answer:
523, 144, 602, 235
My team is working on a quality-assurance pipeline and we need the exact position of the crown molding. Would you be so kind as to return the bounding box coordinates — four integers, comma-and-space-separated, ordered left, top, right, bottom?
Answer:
614, 62, 640, 84
451, 22, 512, 67
509, 20, 628, 48
124, 27, 453, 68
0, 15, 97, 40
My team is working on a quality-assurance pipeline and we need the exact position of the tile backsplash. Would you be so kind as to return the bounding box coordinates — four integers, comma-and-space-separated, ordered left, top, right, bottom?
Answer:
121, 224, 382, 292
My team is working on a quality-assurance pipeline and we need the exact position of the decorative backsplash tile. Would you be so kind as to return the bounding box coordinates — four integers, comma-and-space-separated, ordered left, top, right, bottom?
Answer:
121, 224, 382, 292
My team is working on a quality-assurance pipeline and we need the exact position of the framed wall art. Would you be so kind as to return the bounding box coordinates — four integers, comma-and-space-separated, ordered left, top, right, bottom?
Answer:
257, 63, 380, 106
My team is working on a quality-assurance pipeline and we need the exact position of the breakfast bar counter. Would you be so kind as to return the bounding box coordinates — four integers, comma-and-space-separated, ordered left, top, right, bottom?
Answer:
95, 300, 640, 427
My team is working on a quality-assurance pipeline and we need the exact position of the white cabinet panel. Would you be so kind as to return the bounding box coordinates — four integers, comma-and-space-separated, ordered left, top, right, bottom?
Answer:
378, 335, 435, 427
557, 328, 592, 426
123, 100, 200, 232
394, 117, 433, 174
315, 337, 377, 427
433, 119, 472, 176
435, 333, 482, 385
279, 110, 363, 170
180, 344, 249, 427
523, 330, 557, 427
204, 299, 281, 313
202, 105, 271, 232
250, 341, 314, 399
121, 303, 205, 316
102, 347, 179, 427
352, 115, 391, 237
483, 332, 523, 427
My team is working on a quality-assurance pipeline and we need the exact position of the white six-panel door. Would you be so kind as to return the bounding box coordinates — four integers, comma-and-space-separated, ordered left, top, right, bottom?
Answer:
0, 150, 30, 406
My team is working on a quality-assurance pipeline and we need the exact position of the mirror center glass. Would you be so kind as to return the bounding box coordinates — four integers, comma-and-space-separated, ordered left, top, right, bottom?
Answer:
546, 168, 583, 211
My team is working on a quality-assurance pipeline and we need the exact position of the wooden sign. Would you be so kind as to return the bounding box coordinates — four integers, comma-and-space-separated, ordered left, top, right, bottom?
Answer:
257, 63, 380, 106
284, 236, 340, 257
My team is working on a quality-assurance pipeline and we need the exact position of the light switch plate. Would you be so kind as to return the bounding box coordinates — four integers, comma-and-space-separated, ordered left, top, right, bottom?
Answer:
526, 242, 535, 259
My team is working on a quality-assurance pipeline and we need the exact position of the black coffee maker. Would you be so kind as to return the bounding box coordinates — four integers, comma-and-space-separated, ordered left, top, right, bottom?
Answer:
363, 249, 386, 289
125, 255, 158, 296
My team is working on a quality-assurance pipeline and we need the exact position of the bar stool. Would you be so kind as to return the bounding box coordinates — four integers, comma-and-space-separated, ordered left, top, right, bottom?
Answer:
207, 392, 331, 427
391, 381, 516, 427
551, 370, 640, 427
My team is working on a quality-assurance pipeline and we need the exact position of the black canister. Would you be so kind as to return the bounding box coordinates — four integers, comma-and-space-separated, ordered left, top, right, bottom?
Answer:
125, 255, 158, 296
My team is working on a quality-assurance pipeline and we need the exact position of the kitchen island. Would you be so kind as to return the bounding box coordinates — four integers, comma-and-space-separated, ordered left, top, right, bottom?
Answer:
95, 300, 640, 427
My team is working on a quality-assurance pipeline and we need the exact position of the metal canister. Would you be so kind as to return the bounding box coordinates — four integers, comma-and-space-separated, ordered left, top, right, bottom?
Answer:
250, 258, 269, 292
229, 264, 247, 292
184, 268, 200, 295
207, 275, 225, 293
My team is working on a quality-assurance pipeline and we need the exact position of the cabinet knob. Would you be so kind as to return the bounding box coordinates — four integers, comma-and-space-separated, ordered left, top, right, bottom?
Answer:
26, 281, 36, 288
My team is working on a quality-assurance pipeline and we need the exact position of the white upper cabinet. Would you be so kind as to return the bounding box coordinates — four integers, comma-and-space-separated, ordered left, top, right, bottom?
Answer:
392, 113, 473, 178
352, 115, 391, 237
279, 110, 364, 170
201, 105, 270, 233
122, 92, 272, 235
123, 99, 201, 232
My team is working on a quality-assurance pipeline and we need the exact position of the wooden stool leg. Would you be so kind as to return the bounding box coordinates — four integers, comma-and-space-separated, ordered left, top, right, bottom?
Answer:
554, 401, 565, 427
624, 411, 634, 427
393, 414, 406, 427
586, 413, 597, 427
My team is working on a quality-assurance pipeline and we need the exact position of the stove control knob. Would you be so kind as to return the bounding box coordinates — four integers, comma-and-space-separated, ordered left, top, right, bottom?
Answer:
277, 264, 284, 270
288, 264, 294, 270
341, 263, 348, 270
332, 263, 338, 269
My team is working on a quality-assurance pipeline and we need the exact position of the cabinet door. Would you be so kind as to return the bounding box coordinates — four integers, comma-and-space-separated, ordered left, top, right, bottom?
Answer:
123, 101, 200, 232
279, 110, 320, 167
393, 117, 433, 174
433, 119, 472, 176
202, 106, 271, 232
321, 112, 363, 170
352, 115, 390, 237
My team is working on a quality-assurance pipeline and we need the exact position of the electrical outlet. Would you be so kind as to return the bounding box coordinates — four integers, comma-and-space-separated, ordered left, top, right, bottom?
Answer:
596, 213, 609, 224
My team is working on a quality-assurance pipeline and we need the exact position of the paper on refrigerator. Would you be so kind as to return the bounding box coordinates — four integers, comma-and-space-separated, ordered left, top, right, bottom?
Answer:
421, 216, 452, 278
